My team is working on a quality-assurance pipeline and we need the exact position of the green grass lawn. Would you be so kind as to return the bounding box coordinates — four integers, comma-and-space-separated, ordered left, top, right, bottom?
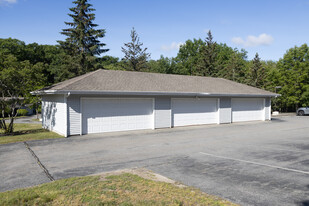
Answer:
0, 173, 237, 206
0, 123, 63, 145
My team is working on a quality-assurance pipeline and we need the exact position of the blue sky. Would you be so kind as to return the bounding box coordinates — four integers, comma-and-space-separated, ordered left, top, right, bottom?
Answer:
0, 0, 308, 60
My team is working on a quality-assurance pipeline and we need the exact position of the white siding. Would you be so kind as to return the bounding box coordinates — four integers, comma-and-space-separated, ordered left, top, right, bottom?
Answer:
67, 95, 81, 135
232, 98, 265, 122
172, 98, 218, 127
42, 94, 272, 137
42, 95, 66, 136
154, 97, 171, 128
219, 97, 232, 124
265, 97, 271, 120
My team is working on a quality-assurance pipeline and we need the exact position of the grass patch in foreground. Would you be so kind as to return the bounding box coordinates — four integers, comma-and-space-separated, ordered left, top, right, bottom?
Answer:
0, 123, 63, 145
0, 173, 237, 206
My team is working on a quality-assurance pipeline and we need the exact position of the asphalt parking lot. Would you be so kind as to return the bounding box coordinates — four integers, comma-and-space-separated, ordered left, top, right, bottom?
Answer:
0, 116, 308, 206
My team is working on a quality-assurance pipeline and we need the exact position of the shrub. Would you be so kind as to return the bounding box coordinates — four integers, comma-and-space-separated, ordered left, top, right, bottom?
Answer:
17, 109, 28, 116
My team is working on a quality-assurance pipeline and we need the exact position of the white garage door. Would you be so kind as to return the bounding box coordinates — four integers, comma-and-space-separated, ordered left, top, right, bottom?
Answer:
232, 98, 265, 122
82, 98, 153, 134
172, 98, 218, 127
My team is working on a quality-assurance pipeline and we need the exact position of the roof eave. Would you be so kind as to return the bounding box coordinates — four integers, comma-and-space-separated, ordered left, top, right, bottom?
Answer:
30, 90, 58, 95
31, 90, 279, 97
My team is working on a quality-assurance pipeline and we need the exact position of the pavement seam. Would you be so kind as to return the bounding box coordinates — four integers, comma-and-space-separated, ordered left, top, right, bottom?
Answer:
199, 152, 309, 175
23, 142, 55, 181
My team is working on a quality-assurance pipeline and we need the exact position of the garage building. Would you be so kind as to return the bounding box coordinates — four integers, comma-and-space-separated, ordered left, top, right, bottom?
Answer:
32, 69, 277, 137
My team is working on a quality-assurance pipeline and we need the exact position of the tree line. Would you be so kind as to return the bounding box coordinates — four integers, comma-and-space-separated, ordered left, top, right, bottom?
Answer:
0, 0, 308, 133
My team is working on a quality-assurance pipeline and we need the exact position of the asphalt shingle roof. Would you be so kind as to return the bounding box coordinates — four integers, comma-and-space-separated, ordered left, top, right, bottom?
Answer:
39, 69, 276, 96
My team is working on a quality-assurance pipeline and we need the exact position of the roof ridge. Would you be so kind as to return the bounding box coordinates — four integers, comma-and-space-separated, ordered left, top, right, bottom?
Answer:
107, 69, 218, 79
54, 69, 102, 90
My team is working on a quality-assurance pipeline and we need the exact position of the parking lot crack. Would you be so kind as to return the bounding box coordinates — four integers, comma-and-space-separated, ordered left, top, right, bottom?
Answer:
199, 152, 309, 175
23, 142, 55, 181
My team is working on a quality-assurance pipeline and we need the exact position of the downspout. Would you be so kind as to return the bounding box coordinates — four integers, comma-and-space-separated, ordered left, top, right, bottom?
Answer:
64, 92, 70, 137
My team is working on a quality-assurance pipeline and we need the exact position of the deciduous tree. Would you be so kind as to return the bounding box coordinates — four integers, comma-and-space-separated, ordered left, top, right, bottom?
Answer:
174, 39, 204, 75
276, 44, 309, 111
0, 54, 45, 133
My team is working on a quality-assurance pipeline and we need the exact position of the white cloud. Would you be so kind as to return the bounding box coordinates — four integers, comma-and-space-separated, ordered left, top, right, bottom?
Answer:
160, 42, 184, 52
204, 29, 210, 34
0, 0, 17, 4
232, 33, 274, 47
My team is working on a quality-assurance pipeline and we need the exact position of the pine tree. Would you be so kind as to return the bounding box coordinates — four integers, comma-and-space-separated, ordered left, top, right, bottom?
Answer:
250, 53, 265, 88
198, 30, 217, 76
58, 0, 108, 76
121, 27, 150, 71
222, 50, 247, 83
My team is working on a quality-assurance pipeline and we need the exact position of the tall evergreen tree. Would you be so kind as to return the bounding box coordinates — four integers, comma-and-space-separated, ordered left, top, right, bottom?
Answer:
215, 45, 247, 83
250, 53, 265, 88
198, 30, 217, 76
58, 0, 108, 76
121, 27, 150, 71
224, 52, 242, 81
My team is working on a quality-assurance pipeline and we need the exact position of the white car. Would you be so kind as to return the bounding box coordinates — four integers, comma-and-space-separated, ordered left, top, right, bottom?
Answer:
296, 107, 309, 116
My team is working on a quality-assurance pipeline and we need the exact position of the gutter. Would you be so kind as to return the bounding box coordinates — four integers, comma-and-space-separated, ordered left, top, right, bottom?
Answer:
31, 90, 280, 98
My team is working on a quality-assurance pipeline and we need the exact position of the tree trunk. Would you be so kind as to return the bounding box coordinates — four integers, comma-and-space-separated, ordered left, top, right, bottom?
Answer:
0, 109, 6, 130
6, 117, 14, 134
0, 119, 5, 129
295, 104, 298, 112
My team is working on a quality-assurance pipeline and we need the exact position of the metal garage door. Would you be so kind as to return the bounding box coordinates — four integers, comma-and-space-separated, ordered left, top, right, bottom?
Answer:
172, 98, 218, 127
232, 98, 265, 122
82, 98, 154, 134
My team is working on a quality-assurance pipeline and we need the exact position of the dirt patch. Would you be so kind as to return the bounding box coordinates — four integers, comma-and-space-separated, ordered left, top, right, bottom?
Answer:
93, 168, 186, 188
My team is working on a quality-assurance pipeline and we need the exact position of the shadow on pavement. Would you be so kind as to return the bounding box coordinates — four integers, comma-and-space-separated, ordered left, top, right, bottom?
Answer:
297, 185, 309, 206
271, 117, 287, 122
